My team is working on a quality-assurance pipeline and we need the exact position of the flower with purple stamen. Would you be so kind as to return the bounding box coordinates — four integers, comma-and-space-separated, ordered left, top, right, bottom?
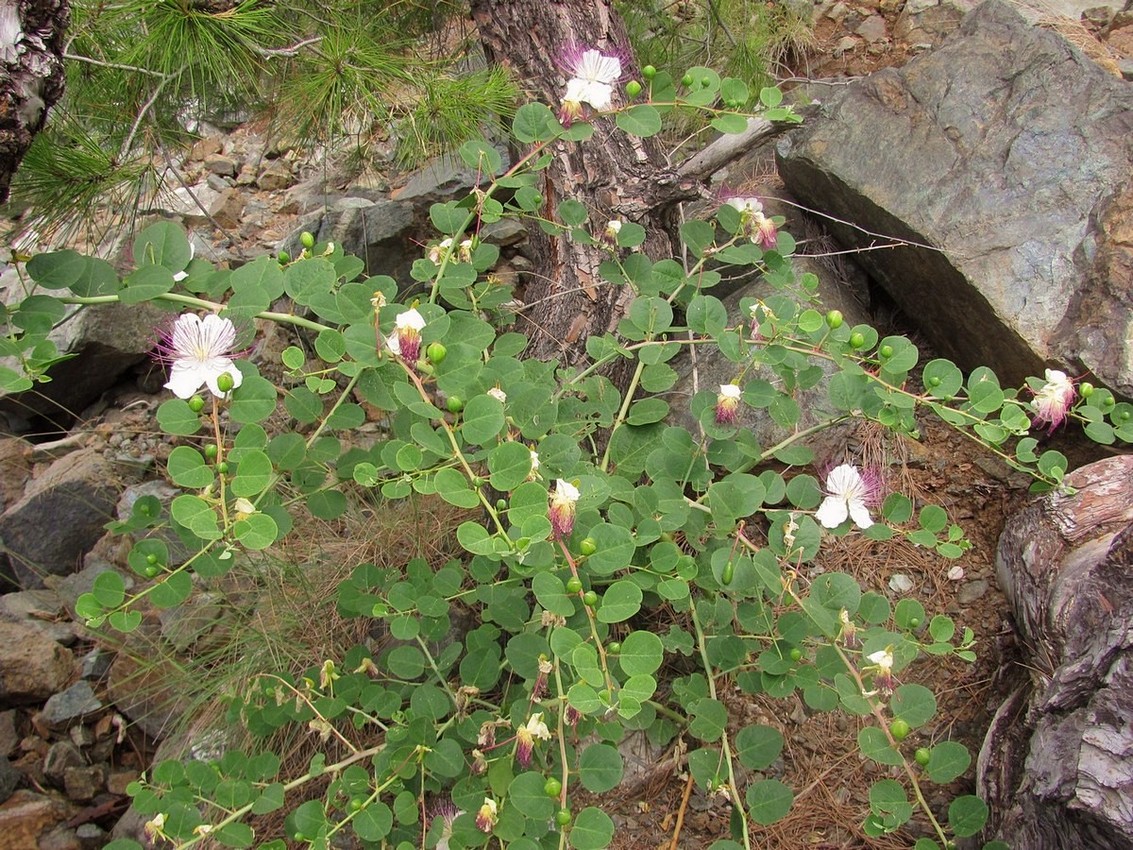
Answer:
815, 464, 881, 530
559, 45, 623, 124
1030, 369, 1076, 433
155, 313, 243, 399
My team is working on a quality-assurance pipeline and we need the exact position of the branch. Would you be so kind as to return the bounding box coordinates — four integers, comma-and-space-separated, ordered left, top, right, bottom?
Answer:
677, 116, 785, 180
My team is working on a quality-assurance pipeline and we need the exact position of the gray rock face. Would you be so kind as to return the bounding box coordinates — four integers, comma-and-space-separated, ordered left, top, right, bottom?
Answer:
0, 448, 138, 588
0, 620, 73, 704
777, 0, 1133, 394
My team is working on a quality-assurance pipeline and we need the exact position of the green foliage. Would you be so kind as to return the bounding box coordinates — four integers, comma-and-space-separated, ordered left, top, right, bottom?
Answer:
12, 55, 1125, 850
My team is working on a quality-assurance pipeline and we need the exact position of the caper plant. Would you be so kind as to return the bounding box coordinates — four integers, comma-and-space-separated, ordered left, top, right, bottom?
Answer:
6, 57, 1129, 850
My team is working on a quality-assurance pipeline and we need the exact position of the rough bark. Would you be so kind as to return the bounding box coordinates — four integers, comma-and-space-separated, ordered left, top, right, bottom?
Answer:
982, 456, 1133, 849
469, 0, 700, 367
0, 0, 69, 204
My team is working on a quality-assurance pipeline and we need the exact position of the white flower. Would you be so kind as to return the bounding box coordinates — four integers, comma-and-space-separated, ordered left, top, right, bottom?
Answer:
726, 196, 764, 217
487, 387, 507, 404
560, 47, 622, 122
159, 313, 243, 399
475, 798, 498, 833
1030, 369, 1076, 433
524, 712, 552, 741
387, 308, 426, 361
715, 383, 742, 424
530, 450, 540, 473
815, 464, 876, 530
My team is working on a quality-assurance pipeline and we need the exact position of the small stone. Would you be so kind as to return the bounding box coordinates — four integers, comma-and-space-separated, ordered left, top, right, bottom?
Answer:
0, 758, 19, 802
209, 188, 245, 230
79, 648, 112, 681
206, 173, 232, 192
43, 741, 83, 787
63, 764, 106, 802
106, 768, 138, 796
38, 824, 82, 850
68, 725, 94, 749
834, 35, 860, 55
826, 1, 849, 22
39, 681, 103, 729
189, 136, 223, 161
0, 711, 19, 758
0, 791, 73, 848
888, 573, 915, 593
203, 153, 237, 177
75, 822, 107, 850
855, 14, 889, 42
956, 578, 990, 606
0, 621, 73, 702
257, 160, 294, 191
947, 565, 965, 581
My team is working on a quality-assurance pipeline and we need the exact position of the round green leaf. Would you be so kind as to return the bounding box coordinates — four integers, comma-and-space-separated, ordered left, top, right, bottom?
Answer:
569, 807, 614, 850
947, 795, 988, 837
618, 631, 663, 676
461, 394, 505, 445
579, 743, 623, 793
596, 580, 642, 623
616, 104, 662, 137
746, 778, 793, 825
926, 741, 971, 783
734, 724, 784, 771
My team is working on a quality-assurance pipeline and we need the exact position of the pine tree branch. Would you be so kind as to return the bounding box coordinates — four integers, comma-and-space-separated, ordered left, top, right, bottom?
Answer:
62, 52, 167, 78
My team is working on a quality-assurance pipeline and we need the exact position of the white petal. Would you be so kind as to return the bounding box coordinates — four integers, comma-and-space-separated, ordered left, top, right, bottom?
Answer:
576, 49, 621, 84
395, 308, 426, 331
815, 495, 849, 529
203, 361, 243, 398
888, 573, 914, 593
848, 500, 874, 529
719, 383, 742, 399
555, 479, 580, 502
164, 361, 208, 399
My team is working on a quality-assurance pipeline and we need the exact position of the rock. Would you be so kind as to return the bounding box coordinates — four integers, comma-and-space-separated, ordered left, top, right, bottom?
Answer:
151, 183, 220, 219
894, 0, 978, 47
0, 448, 138, 589
0, 711, 19, 758
0, 438, 30, 513
75, 822, 107, 850
105, 651, 186, 740
203, 153, 237, 177
956, 577, 990, 604
256, 160, 293, 191
43, 741, 83, 787
78, 649, 112, 682
983, 455, 1133, 846
0, 589, 74, 646
106, 769, 137, 796
62, 764, 105, 802
0, 620, 73, 703
39, 682, 103, 729
188, 136, 223, 162
0, 758, 18, 803
289, 197, 419, 285
855, 14, 888, 41
777, 0, 1133, 394
209, 187, 245, 230
0, 790, 71, 847
39, 825, 82, 850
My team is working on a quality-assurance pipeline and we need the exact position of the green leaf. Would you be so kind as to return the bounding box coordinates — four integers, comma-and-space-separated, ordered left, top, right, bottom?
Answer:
619, 631, 663, 676
167, 446, 215, 489
569, 807, 614, 850
352, 803, 393, 843
689, 698, 727, 742
120, 264, 174, 304
926, 741, 971, 783
231, 450, 273, 497
157, 399, 203, 436
746, 779, 793, 825
234, 512, 279, 550
228, 375, 277, 424
509, 772, 555, 820
513, 102, 558, 143
891, 684, 936, 728
734, 725, 784, 771
858, 727, 903, 766
947, 795, 988, 837
616, 104, 662, 137
596, 580, 642, 623
149, 571, 192, 609
462, 394, 505, 445
92, 571, 126, 608
488, 442, 534, 491
579, 743, 623, 793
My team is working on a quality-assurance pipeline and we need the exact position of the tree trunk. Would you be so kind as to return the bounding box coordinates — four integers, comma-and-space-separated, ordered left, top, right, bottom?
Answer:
469, 0, 700, 367
981, 455, 1133, 849
0, 0, 69, 204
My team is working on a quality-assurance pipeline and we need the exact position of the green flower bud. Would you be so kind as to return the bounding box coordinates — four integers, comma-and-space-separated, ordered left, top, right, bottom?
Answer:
556, 809, 572, 826
204, 443, 219, 460
849, 332, 866, 349
825, 310, 844, 329
625, 80, 642, 98
879, 344, 894, 359
1079, 381, 1094, 398
300, 231, 315, 249
188, 395, 206, 413
426, 342, 447, 364
681, 73, 693, 87
915, 747, 931, 766
544, 778, 562, 798
890, 719, 910, 741
216, 372, 235, 393
277, 250, 290, 265
642, 65, 656, 80
579, 538, 597, 556
446, 395, 464, 413
566, 577, 583, 594
583, 590, 599, 607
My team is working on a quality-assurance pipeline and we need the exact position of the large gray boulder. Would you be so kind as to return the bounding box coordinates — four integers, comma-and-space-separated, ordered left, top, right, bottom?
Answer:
777, 0, 1133, 395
